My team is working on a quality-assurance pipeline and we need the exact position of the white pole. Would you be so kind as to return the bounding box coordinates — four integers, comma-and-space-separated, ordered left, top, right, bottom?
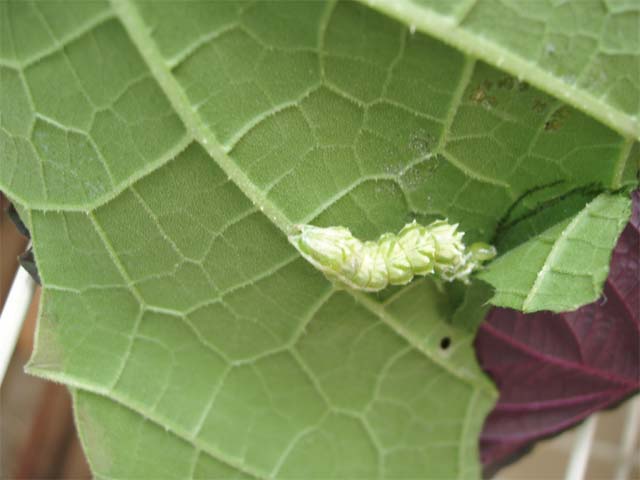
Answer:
0, 266, 36, 386
615, 396, 640, 480
565, 415, 598, 480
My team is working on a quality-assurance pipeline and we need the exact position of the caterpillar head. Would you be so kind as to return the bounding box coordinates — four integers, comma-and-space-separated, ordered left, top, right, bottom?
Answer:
469, 242, 497, 262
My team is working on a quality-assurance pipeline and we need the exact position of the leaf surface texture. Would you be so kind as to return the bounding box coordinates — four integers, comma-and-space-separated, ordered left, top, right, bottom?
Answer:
0, 1, 637, 477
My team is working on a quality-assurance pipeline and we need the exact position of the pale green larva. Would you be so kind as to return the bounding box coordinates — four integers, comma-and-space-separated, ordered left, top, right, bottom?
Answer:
289, 220, 496, 291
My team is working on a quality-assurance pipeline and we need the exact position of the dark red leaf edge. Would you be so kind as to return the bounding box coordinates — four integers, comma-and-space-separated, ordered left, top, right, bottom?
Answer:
476, 190, 640, 476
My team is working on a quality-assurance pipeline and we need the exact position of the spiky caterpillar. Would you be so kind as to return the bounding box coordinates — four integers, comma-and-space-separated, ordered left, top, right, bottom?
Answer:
289, 220, 496, 292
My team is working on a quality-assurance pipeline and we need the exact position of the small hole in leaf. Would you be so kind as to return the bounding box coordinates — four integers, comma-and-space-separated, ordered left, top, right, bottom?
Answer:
440, 337, 451, 350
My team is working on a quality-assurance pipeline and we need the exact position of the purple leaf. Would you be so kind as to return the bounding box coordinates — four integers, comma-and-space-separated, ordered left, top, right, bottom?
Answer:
476, 191, 639, 473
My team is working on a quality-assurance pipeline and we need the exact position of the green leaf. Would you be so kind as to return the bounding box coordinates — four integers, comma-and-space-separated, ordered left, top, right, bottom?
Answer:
1, 0, 636, 478
27, 149, 495, 478
480, 193, 632, 312
363, 0, 640, 138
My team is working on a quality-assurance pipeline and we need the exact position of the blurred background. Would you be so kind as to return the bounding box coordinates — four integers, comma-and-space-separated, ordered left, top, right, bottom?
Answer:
1, 193, 638, 479
1, 193, 90, 479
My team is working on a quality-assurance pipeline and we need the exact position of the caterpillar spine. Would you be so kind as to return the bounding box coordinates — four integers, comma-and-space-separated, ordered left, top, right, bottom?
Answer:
289, 220, 496, 291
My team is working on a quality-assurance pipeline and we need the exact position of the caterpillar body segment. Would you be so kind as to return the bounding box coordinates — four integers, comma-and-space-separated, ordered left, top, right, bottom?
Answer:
289, 220, 496, 292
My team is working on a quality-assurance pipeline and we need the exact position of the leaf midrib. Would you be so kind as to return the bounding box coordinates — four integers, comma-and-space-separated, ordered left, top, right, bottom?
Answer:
522, 201, 592, 311
110, 0, 295, 235
110, 0, 495, 393
361, 0, 639, 139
